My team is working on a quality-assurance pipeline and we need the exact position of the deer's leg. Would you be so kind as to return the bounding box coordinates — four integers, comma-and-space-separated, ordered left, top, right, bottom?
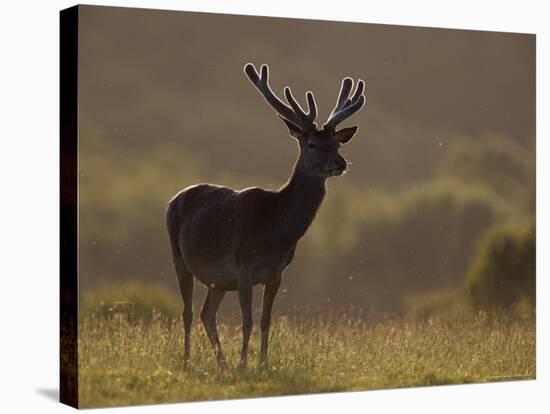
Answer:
200, 288, 226, 368
259, 276, 281, 367
174, 258, 194, 369
237, 276, 253, 368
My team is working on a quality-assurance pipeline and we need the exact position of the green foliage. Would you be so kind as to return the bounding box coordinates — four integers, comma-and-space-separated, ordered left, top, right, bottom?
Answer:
78, 310, 535, 408
303, 178, 504, 312
466, 222, 535, 309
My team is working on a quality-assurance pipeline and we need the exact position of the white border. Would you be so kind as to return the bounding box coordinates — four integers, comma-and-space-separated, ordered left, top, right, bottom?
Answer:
0, 0, 547, 412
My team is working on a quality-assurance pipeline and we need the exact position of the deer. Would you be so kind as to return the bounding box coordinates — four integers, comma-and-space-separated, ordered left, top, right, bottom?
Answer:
166, 63, 366, 369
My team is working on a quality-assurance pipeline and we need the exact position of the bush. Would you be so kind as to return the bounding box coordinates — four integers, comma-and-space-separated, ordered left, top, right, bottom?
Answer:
466, 222, 535, 309
302, 179, 501, 314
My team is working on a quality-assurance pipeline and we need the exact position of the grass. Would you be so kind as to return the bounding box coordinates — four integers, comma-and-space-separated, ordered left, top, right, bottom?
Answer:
78, 309, 535, 408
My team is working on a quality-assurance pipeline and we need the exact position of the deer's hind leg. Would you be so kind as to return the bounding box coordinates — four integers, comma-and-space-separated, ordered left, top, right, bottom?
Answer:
200, 288, 226, 368
174, 256, 194, 369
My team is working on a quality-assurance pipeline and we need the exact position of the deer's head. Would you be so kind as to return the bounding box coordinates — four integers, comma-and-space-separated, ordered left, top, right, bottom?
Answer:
245, 63, 365, 177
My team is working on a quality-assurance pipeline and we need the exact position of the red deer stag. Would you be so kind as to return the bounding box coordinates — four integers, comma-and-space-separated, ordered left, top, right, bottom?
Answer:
167, 63, 366, 369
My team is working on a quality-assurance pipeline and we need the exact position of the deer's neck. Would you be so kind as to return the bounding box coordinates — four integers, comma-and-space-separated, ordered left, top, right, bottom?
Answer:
277, 159, 327, 243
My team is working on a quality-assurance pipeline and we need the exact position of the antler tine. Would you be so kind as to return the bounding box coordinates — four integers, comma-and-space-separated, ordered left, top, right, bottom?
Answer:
284, 87, 309, 125
244, 63, 302, 127
284, 87, 318, 128
325, 95, 365, 129
305, 91, 317, 123
350, 79, 365, 103
329, 77, 354, 118
324, 78, 366, 130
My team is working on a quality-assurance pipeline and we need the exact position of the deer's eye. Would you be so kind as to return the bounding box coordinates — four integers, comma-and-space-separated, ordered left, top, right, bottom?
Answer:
307, 142, 318, 150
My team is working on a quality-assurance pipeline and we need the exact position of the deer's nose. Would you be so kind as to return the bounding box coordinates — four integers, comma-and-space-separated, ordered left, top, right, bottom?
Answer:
327, 157, 347, 176
335, 157, 347, 171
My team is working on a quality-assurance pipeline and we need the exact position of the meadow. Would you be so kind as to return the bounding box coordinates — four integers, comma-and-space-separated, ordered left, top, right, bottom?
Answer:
78, 307, 535, 408
73, 11, 536, 409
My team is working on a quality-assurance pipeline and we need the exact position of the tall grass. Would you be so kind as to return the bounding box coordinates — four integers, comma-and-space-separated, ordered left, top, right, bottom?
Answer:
78, 309, 535, 408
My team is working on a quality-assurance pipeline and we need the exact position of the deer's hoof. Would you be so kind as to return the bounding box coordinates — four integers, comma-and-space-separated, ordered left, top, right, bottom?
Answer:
258, 357, 268, 370
217, 359, 228, 372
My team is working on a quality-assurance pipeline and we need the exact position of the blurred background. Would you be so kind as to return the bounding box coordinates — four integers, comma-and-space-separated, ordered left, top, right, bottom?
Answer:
77, 5, 535, 319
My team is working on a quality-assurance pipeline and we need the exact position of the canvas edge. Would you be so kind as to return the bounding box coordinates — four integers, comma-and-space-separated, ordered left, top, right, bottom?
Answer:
60, 4, 79, 409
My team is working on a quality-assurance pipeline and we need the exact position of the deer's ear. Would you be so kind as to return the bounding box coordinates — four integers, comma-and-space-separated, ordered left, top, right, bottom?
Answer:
278, 115, 302, 139
334, 126, 358, 144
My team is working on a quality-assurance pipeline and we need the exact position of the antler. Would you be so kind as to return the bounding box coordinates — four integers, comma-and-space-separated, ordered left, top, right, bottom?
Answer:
244, 63, 318, 131
324, 77, 365, 130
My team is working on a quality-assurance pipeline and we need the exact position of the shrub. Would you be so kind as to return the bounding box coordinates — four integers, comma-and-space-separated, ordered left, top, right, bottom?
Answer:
466, 222, 535, 309
303, 179, 501, 314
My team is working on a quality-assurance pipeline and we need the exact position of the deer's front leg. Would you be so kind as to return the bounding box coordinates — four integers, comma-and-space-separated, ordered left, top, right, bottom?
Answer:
237, 275, 253, 368
260, 276, 281, 367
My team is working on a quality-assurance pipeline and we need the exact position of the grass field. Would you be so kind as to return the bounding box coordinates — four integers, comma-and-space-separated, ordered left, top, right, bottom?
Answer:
78, 309, 535, 408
